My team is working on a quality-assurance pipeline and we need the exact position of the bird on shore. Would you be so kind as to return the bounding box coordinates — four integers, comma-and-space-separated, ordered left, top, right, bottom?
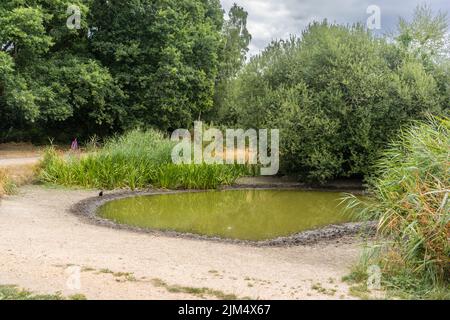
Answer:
99, 191, 104, 197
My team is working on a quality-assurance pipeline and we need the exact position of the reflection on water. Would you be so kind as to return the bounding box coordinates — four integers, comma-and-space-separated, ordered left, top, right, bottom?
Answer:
97, 190, 357, 241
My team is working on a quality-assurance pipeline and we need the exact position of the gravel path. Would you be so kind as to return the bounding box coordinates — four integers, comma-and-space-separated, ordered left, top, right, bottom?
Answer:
0, 157, 40, 167
0, 186, 363, 300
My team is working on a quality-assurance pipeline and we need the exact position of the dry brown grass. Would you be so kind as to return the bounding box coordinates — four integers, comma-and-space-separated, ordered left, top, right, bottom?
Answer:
3, 164, 37, 185
0, 143, 42, 159
0, 169, 7, 197
0, 165, 38, 197
0, 143, 42, 197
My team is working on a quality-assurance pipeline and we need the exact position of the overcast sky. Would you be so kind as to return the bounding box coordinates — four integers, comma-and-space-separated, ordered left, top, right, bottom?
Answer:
220, 0, 450, 56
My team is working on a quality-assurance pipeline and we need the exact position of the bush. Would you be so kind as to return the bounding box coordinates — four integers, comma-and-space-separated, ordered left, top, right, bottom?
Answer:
344, 116, 449, 298
0, 0, 226, 141
38, 129, 253, 190
220, 21, 448, 182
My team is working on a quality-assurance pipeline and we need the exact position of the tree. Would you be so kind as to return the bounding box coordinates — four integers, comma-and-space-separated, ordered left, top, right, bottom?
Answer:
219, 3, 251, 79
209, 3, 251, 123
89, 0, 225, 131
396, 4, 449, 62
225, 19, 447, 181
0, 0, 228, 141
395, 4, 450, 117
0, 0, 123, 142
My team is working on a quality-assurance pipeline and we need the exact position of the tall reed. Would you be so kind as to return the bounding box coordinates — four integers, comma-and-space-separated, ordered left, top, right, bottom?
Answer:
344, 115, 449, 298
0, 169, 17, 196
38, 129, 255, 190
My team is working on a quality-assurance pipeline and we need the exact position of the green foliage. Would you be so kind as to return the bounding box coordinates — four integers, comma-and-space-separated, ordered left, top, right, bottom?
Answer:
89, 0, 225, 131
0, 0, 227, 141
344, 116, 449, 298
221, 17, 448, 181
218, 3, 251, 79
397, 4, 449, 62
0, 285, 86, 300
1, 2, 448, 185
0, 169, 18, 196
0, 285, 63, 300
0, 0, 124, 141
210, 4, 251, 122
38, 129, 252, 190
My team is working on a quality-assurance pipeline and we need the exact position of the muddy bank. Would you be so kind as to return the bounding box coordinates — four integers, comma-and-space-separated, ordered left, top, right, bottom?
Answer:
234, 176, 366, 192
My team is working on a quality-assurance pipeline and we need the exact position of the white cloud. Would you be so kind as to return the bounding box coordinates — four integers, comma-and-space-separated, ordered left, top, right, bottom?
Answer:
220, 0, 450, 56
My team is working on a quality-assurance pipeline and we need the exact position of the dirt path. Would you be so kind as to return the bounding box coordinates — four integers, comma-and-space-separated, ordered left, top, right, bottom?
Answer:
0, 157, 40, 167
0, 186, 363, 300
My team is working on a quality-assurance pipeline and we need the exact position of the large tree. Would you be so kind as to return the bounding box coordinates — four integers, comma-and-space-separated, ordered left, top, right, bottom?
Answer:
397, 4, 449, 62
219, 3, 251, 79
209, 3, 251, 122
0, 0, 227, 141
89, 0, 225, 131
225, 14, 448, 181
0, 0, 124, 141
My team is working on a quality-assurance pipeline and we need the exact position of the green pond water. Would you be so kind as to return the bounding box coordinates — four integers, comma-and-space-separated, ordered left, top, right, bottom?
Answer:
97, 190, 356, 241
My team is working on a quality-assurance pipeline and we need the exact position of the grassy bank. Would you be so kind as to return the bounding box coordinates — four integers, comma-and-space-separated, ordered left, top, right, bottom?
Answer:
344, 116, 449, 299
38, 130, 255, 190
0, 285, 86, 300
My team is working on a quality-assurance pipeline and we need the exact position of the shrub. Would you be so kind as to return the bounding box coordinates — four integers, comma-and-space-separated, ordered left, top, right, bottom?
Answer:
220, 21, 448, 182
344, 116, 449, 298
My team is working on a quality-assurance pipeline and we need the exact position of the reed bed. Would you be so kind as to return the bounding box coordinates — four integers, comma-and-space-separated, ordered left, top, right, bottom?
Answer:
38, 129, 255, 190
344, 115, 449, 299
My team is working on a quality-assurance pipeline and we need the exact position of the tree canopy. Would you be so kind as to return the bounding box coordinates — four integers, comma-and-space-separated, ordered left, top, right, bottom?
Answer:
0, 2, 448, 182
0, 0, 229, 141
218, 10, 449, 181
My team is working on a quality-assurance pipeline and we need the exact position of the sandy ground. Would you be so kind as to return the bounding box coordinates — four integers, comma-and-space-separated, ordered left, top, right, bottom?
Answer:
0, 143, 42, 159
0, 184, 364, 300
0, 157, 40, 167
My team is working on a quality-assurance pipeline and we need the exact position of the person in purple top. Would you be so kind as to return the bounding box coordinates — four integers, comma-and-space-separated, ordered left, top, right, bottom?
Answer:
71, 138, 78, 151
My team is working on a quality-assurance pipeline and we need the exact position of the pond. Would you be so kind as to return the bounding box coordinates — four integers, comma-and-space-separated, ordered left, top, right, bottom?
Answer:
97, 189, 357, 241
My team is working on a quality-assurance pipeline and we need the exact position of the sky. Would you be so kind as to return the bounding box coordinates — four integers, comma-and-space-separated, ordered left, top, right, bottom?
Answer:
220, 0, 450, 56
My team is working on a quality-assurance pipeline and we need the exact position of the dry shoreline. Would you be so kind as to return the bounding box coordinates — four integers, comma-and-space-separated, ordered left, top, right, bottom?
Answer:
0, 185, 368, 300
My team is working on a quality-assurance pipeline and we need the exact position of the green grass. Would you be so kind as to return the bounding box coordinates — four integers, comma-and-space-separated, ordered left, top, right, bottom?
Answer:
311, 283, 337, 296
38, 129, 255, 190
343, 115, 450, 300
0, 285, 86, 300
347, 283, 373, 300
151, 278, 242, 300
68, 294, 88, 300
97, 268, 114, 274
81, 266, 96, 272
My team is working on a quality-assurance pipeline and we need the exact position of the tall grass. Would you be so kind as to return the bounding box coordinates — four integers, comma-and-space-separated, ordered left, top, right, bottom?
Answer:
38, 129, 255, 190
344, 115, 449, 299
0, 169, 17, 196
